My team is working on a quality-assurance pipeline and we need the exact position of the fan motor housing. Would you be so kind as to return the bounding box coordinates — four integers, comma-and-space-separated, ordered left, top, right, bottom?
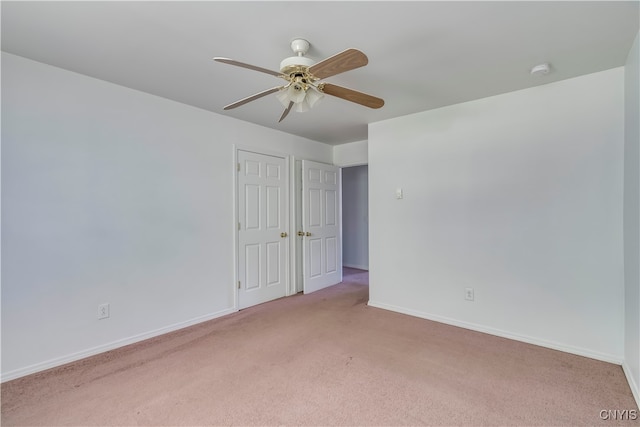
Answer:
280, 56, 315, 75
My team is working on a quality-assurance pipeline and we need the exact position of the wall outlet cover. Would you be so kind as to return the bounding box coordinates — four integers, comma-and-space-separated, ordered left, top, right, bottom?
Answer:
98, 303, 110, 319
464, 288, 474, 301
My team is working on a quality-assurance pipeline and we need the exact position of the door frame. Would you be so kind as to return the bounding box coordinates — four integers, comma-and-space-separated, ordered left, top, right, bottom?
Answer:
293, 158, 304, 293
233, 145, 295, 311
233, 148, 345, 309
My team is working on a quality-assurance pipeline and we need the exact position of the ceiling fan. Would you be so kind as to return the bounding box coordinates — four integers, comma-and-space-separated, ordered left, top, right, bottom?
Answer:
214, 39, 384, 122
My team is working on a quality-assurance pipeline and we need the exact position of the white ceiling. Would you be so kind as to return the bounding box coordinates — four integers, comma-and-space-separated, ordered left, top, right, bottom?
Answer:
2, 1, 638, 145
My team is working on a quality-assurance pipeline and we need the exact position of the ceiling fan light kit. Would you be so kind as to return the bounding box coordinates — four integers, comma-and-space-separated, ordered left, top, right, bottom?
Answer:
214, 38, 384, 122
276, 83, 323, 113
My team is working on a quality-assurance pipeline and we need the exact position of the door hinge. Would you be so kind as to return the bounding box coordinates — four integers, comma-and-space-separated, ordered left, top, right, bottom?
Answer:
238, 281, 241, 289
237, 162, 240, 172
238, 222, 241, 231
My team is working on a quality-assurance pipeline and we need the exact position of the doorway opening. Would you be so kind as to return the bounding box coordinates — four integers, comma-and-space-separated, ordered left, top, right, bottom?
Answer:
342, 266, 369, 286
341, 165, 369, 272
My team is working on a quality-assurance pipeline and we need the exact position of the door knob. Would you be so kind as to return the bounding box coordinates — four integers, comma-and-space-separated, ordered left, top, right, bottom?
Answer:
297, 231, 305, 237
280, 232, 288, 238
305, 232, 312, 237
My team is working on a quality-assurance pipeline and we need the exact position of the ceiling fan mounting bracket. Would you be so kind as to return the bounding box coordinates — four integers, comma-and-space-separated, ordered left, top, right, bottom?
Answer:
290, 38, 310, 56
280, 39, 315, 75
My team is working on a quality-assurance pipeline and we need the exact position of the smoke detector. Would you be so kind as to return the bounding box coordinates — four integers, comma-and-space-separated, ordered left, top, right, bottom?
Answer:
530, 63, 551, 76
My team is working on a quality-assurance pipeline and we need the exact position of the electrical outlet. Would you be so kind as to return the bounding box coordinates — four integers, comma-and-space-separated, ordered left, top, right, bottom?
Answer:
464, 288, 474, 301
98, 303, 110, 319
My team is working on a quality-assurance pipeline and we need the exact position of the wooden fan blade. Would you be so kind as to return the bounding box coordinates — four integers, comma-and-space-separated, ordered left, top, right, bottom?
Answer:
308, 49, 368, 79
223, 87, 282, 110
320, 83, 384, 109
214, 57, 283, 78
279, 101, 294, 122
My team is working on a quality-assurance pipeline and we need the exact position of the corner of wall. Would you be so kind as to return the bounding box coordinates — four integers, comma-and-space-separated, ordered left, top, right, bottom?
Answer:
624, 29, 640, 409
333, 140, 368, 167
623, 361, 640, 409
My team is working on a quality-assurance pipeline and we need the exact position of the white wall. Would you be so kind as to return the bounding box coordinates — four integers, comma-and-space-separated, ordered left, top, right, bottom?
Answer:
369, 68, 625, 362
342, 165, 369, 270
1, 53, 332, 380
333, 140, 368, 167
624, 31, 640, 405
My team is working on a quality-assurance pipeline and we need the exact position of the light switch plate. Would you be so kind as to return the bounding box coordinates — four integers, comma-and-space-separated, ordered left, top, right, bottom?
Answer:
396, 188, 403, 199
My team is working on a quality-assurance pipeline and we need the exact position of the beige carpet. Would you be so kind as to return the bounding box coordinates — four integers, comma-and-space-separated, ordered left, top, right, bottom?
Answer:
2, 268, 638, 426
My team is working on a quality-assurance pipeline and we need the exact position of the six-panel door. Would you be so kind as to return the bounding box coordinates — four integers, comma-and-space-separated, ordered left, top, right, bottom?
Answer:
302, 160, 342, 293
237, 150, 288, 309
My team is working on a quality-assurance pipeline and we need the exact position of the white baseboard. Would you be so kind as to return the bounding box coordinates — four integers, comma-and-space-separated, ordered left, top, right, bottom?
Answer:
343, 264, 369, 271
1, 307, 237, 383
623, 362, 640, 409
367, 300, 623, 365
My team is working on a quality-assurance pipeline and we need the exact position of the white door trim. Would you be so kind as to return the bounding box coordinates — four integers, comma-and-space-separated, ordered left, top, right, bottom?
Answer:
292, 158, 304, 294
